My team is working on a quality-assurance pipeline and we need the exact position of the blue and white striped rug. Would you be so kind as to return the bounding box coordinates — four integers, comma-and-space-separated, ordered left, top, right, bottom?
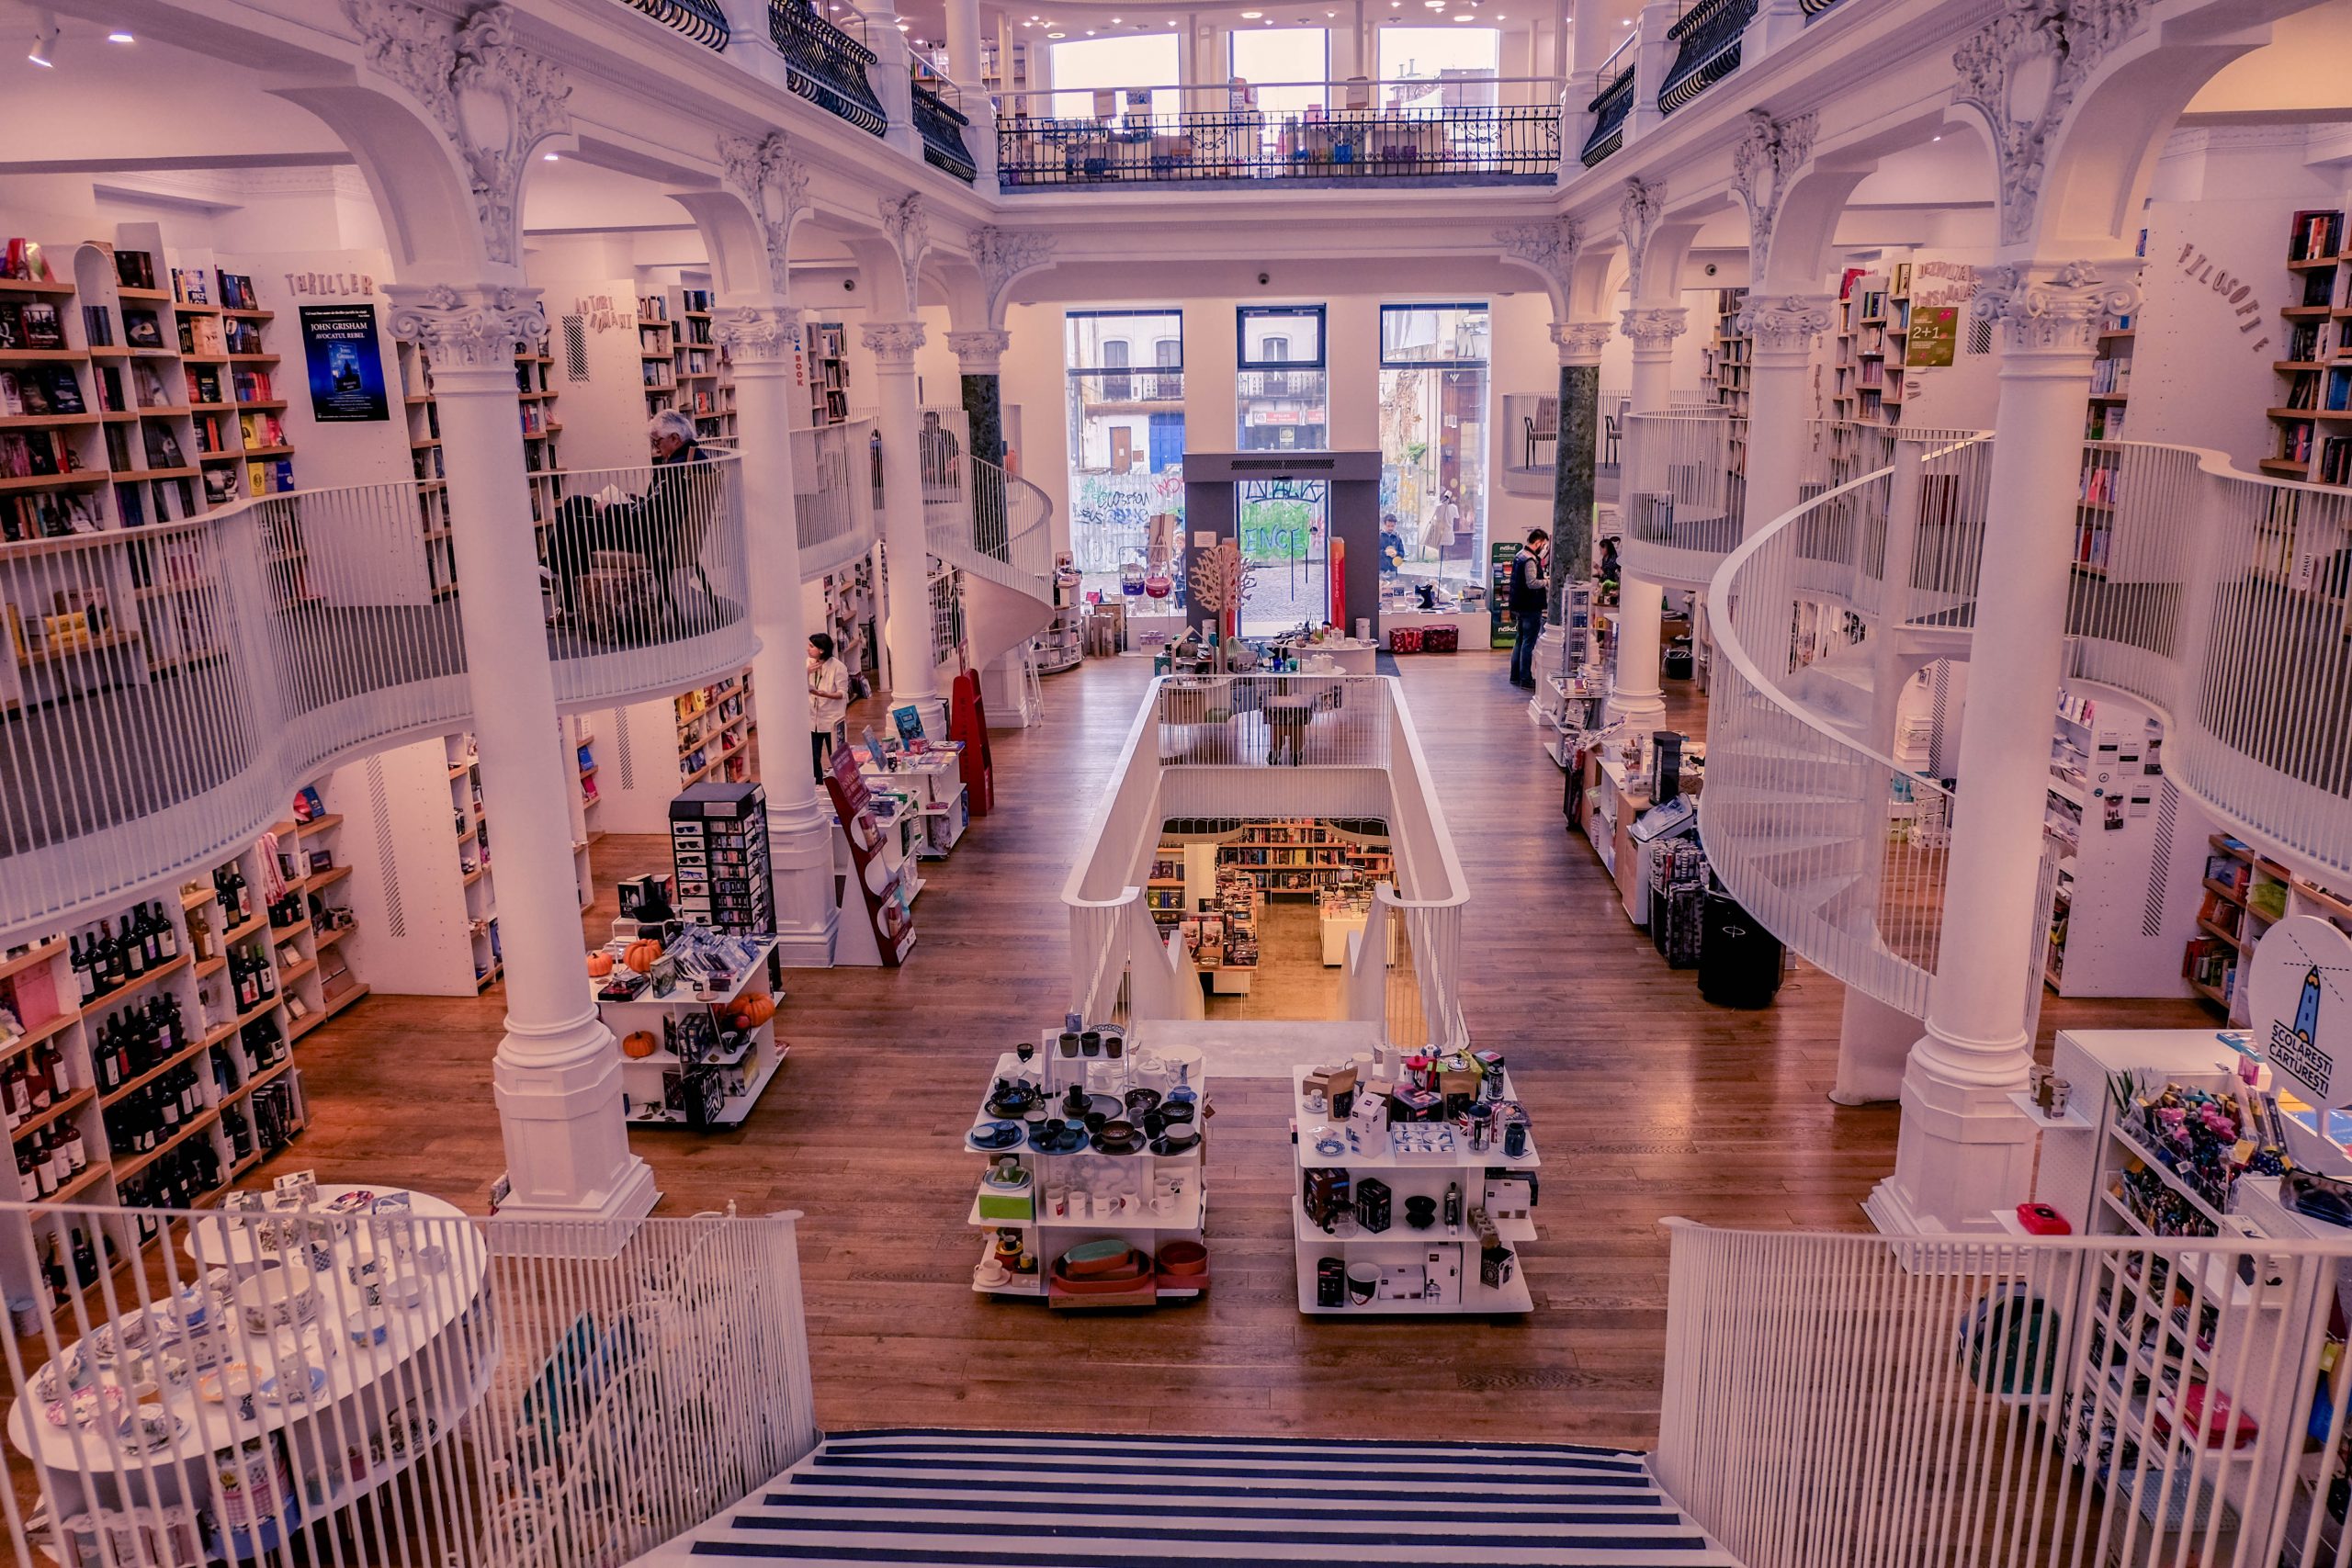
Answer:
656, 1427, 1739, 1566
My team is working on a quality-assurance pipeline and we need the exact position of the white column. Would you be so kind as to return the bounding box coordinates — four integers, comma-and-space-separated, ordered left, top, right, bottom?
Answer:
864, 2, 922, 161
389, 285, 657, 1241
1743, 0, 1805, 62
1736, 296, 1831, 538
1608, 304, 1683, 728
865, 320, 949, 738
944, 0, 982, 86
1628, 0, 1677, 142
1867, 260, 2139, 1236
718, 303, 840, 967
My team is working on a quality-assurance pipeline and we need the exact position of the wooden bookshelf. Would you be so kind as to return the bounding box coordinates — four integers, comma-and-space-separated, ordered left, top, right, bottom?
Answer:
1826, 263, 1913, 481
2269, 208, 2349, 487
396, 305, 560, 596
807, 320, 851, 427
1703, 287, 1750, 490
666, 284, 737, 446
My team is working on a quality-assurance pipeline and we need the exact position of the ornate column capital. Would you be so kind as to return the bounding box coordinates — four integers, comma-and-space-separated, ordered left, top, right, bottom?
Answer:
1495, 216, 1583, 310
1731, 108, 1818, 283
1970, 260, 2141, 354
1738, 294, 1834, 355
878, 192, 930, 311
945, 328, 1012, 375
969, 227, 1056, 326
387, 282, 546, 372
1551, 320, 1612, 367
1619, 306, 1688, 350
714, 303, 805, 363
1952, 0, 2152, 247
1619, 175, 1668, 299
861, 320, 928, 367
341, 2, 570, 269
717, 131, 810, 299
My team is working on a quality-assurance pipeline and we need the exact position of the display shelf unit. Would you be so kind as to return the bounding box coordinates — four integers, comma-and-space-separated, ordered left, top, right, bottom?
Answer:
1825, 262, 1914, 483
589, 670, 758, 834
2186, 834, 2352, 1021
2270, 209, 2349, 486
1035, 604, 1082, 675
395, 307, 558, 598
1291, 1065, 1536, 1314
597, 939, 784, 1127
1703, 288, 1750, 486
638, 290, 678, 420
2040, 686, 2211, 998
863, 749, 967, 860
1204, 818, 1394, 898
805, 321, 850, 427
0, 795, 351, 1314
659, 284, 735, 446
964, 1040, 1209, 1308
817, 560, 879, 690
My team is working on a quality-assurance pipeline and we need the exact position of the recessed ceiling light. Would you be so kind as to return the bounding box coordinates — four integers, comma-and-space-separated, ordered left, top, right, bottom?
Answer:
107, 29, 134, 43
1239, 9, 1261, 15
1046, 29, 1063, 37
543, 152, 560, 161
1452, 12, 1470, 18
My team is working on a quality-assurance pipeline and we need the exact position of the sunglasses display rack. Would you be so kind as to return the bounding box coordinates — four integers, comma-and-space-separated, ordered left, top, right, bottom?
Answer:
1292, 1055, 1539, 1315
963, 1026, 1210, 1310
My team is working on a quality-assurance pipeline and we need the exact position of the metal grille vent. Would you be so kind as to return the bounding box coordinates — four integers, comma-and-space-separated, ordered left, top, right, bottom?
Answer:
366, 756, 403, 938
613, 707, 636, 791
2145, 784, 2178, 937
564, 316, 589, 380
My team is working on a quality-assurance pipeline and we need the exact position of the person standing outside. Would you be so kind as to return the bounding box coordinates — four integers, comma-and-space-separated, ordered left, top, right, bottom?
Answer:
808, 632, 849, 778
1508, 527, 1550, 689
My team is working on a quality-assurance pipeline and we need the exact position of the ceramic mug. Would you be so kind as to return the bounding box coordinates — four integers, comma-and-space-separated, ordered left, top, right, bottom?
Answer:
1346, 1262, 1380, 1305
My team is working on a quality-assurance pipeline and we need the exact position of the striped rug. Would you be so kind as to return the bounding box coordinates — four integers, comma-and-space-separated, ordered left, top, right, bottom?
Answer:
650, 1427, 1740, 1566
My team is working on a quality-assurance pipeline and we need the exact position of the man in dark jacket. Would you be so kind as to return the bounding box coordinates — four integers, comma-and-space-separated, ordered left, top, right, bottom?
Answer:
1508, 527, 1549, 689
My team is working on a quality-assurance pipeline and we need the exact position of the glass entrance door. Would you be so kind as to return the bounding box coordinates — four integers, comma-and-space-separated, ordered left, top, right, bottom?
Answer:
1237, 477, 1329, 637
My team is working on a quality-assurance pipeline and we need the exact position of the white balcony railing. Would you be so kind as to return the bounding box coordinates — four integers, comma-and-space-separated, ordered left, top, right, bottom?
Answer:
1705, 428, 2352, 1015
793, 417, 879, 581
1063, 675, 1466, 1050
1620, 410, 1747, 588
0, 454, 755, 946
0, 1196, 817, 1568
1657, 1220, 2352, 1568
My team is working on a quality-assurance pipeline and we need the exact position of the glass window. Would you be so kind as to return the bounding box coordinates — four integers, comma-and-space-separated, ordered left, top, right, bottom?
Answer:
1047, 35, 1182, 119
1237, 476, 1329, 637
1237, 306, 1328, 451
1231, 28, 1329, 118
1067, 310, 1186, 605
1378, 26, 1501, 84
1376, 302, 1489, 588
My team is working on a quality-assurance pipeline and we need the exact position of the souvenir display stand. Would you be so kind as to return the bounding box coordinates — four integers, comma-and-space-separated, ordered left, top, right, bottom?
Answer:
6, 1181, 492, 1566
965, 1024, 1209, 1309
822, 747, 919, 966
1292, 1055, 1538, 1314
863, 748, 968, 861
591, 934, 783, 1128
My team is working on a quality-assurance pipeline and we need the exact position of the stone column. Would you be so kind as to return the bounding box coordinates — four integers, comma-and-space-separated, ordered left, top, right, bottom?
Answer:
864, 320, 949, 738
948, 328, 1012, 561
1866, 261, 2140, 1236
1627, 0, 1678, 144
1548, 319, 1611, 605
1607, 303, 1684, 728
717, 302, 839, 967
389, 284, 656, 1240
1736, 295, 1832, 538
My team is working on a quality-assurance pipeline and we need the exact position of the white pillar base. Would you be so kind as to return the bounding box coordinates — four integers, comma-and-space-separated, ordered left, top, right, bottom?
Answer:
1830, 988, 1918, 1106
768, 792, 841, 968
1605, 691, 1667, 728
1862, 1057, 2034, 1236
981, 648, 1040, 728
491, 1018, 661, 1255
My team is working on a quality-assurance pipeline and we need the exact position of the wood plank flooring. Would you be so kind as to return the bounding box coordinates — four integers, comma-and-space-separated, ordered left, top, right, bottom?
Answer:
272, 649, 2212, 1450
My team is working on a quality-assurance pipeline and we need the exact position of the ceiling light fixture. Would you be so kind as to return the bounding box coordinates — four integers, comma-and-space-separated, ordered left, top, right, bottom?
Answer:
28, 11, 57, 66
1046, 29, 1064, 37
107, 29, 133, 44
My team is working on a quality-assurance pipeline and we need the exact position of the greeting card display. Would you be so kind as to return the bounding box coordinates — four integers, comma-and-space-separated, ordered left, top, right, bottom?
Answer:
823, 745, 915, 965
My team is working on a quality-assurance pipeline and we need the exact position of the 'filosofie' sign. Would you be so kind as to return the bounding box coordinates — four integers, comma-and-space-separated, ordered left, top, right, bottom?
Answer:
2252, 914, 2352, 1111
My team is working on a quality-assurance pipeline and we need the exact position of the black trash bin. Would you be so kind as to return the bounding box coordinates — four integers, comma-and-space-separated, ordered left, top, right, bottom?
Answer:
1699, 883, 1783, 1008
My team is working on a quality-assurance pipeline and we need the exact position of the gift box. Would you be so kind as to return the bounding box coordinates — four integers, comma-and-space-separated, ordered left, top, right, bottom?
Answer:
1354, 1178, 1391, 1234
1480, 1244, 1517, 1290
1389, 1086, 1442, 1122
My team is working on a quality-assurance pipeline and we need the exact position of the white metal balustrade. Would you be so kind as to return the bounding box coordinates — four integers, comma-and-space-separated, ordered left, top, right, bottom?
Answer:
1620, 410, 1748, 589
0, 454, 756, 946
792, 418, 879, 581
0, 1198, 817, 1568
1063, 675, 1467, 1051
1657, 1220, 2352, 1568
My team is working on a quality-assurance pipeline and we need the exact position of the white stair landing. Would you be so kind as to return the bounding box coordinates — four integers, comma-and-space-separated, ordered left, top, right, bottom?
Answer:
1133, 1018, 1384, 1081
638, 1428, 1742, 1566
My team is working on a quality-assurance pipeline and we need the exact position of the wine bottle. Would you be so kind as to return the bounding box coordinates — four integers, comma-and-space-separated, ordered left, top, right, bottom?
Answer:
69, 935, 92, 1005
70, 1227, 96, 1286
153, 900, 178, 959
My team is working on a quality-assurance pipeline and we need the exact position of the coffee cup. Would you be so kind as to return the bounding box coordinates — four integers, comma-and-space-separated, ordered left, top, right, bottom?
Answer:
1346, 1262, 1380, 1304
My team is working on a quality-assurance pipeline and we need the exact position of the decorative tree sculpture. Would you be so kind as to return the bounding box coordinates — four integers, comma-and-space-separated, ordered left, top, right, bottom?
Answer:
1188, 537, 1249, 663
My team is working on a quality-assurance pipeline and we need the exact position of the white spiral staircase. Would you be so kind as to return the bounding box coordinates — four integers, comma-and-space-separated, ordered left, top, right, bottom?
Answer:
1702, 428, 2352, 1016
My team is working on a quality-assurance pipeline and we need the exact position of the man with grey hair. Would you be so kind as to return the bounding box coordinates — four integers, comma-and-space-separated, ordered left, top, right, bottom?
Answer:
548, 410, 712, 628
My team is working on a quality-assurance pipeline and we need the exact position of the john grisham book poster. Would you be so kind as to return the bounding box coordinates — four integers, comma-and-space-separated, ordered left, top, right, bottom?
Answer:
300, 304, 390, 423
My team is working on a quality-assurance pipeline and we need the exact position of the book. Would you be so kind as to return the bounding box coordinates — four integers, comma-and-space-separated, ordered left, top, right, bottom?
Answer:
141, 423, 184, 468
133, 366, 168, 408
114, 250, 155, 292
0, 372, 18, 417
0, 304, 22, 349
82, 306, 113, 347
122, 310, 162, 349
18, 303, 62, 350
170, 267, 208, 306
202, 467, 238, 505
2, 238, 55, 282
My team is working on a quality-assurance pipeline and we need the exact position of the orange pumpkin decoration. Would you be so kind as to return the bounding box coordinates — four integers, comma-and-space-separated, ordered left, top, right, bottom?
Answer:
586, 953, 615, 977
734, 994, 776, 1028
621, 1030, 659, 1059
624, 938, 663, 974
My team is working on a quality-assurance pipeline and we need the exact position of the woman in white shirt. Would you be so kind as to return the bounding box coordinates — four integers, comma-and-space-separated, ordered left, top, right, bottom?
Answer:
808, 632, 849, 777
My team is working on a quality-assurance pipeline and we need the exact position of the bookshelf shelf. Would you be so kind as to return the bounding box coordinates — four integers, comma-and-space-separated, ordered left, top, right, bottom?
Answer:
2272, 209, 2350, 486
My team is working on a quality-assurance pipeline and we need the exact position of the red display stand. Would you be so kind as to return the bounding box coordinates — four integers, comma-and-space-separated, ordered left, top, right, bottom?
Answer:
951, 670, 995, 818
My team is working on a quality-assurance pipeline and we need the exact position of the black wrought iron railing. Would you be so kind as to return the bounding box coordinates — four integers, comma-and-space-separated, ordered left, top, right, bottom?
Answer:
1798, 0, 1849, 13
769, 0, 888, 138
911, 73, 978, 183
1657, 0, 1755, 115
996, 99, 1558, 188
1579, 62, 1635, 167
613, 0, 731, 48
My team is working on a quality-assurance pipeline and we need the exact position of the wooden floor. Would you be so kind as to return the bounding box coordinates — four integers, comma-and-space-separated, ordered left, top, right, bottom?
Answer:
277, 649, 2211, 1450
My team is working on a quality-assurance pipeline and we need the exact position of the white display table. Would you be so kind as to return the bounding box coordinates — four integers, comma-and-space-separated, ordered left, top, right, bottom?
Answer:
1282, 639, 1379, 674
13, 1183, 496, 1562
594, 939, 784, 1128
1319, 903, 1367, 967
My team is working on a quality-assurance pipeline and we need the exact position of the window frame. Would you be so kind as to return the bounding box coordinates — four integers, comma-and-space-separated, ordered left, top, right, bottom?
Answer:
1067, 308, 1184, 374
1237, 305, 1327, 371
1378, 301, 1492, 369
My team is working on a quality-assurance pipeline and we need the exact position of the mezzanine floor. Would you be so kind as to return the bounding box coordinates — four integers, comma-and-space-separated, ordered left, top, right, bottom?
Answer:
277, 650, 2208, 1450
